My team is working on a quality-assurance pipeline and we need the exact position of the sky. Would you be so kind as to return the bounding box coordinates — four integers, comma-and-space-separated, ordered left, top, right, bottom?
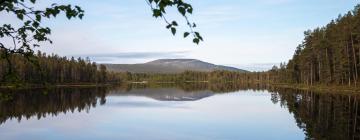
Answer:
1, 0, 359, 71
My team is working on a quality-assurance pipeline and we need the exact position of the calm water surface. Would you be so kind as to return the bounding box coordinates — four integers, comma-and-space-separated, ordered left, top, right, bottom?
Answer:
0, 84, 359, 140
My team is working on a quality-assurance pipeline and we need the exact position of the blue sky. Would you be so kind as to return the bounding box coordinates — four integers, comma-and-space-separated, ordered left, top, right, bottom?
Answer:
2, 0, 359, 70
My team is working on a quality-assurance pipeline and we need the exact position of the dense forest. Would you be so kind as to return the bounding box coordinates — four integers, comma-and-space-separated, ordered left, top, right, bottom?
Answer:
261, 5, 360, 86
0, 50, 122, 85
119, 70, 258, 83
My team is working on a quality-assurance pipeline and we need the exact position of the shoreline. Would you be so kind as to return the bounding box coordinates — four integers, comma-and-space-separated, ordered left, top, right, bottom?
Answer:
0, 83, 117, 90
270, 83, 360, 94
1, 81, 360, 94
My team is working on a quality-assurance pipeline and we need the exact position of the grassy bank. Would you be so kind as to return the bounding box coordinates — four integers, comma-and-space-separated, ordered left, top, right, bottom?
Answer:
271, 83, 360, 94
2, 80, 360, 94
125, 80, 360, 94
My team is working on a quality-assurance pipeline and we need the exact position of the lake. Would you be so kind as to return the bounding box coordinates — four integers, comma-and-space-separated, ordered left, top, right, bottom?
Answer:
0, 83, 359, 140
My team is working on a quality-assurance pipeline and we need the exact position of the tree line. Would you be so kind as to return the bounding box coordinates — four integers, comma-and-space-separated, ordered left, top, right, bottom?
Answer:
120, 70, 269, 84
0, 50, 122, 85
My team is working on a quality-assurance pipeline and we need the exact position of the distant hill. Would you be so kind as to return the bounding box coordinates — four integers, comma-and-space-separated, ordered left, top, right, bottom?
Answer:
103, 59, 248, 73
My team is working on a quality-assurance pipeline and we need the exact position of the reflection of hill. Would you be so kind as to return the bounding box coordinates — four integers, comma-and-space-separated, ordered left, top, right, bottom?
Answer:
109, 88, 214, 101
109, 82, 272, 101
119, 82, 270, 94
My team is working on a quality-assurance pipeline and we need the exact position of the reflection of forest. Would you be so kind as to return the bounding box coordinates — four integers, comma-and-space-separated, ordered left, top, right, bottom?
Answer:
0, 87, 108, 124
0, 83, 269, 124
269, 88, 360, 140
1, 84, 360, 140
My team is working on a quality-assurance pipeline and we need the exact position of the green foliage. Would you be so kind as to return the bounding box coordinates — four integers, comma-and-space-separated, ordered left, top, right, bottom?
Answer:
0, 0, 84, 80
0, 0, 84, 52
147, 0, 203, 44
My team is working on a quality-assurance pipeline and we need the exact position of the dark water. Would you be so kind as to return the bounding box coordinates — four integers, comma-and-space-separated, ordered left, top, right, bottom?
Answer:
0, 83, 359, 140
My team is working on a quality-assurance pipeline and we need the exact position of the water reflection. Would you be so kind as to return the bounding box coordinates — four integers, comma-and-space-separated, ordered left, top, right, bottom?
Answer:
0, 87, 107, 124
269, 88, 360, 140
0, 83, 359, 139
0, 83, 266, 125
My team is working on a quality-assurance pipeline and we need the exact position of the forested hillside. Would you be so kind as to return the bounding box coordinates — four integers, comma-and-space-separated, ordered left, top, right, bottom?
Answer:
0, 50, 122, 85
105, 59, 247, 74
